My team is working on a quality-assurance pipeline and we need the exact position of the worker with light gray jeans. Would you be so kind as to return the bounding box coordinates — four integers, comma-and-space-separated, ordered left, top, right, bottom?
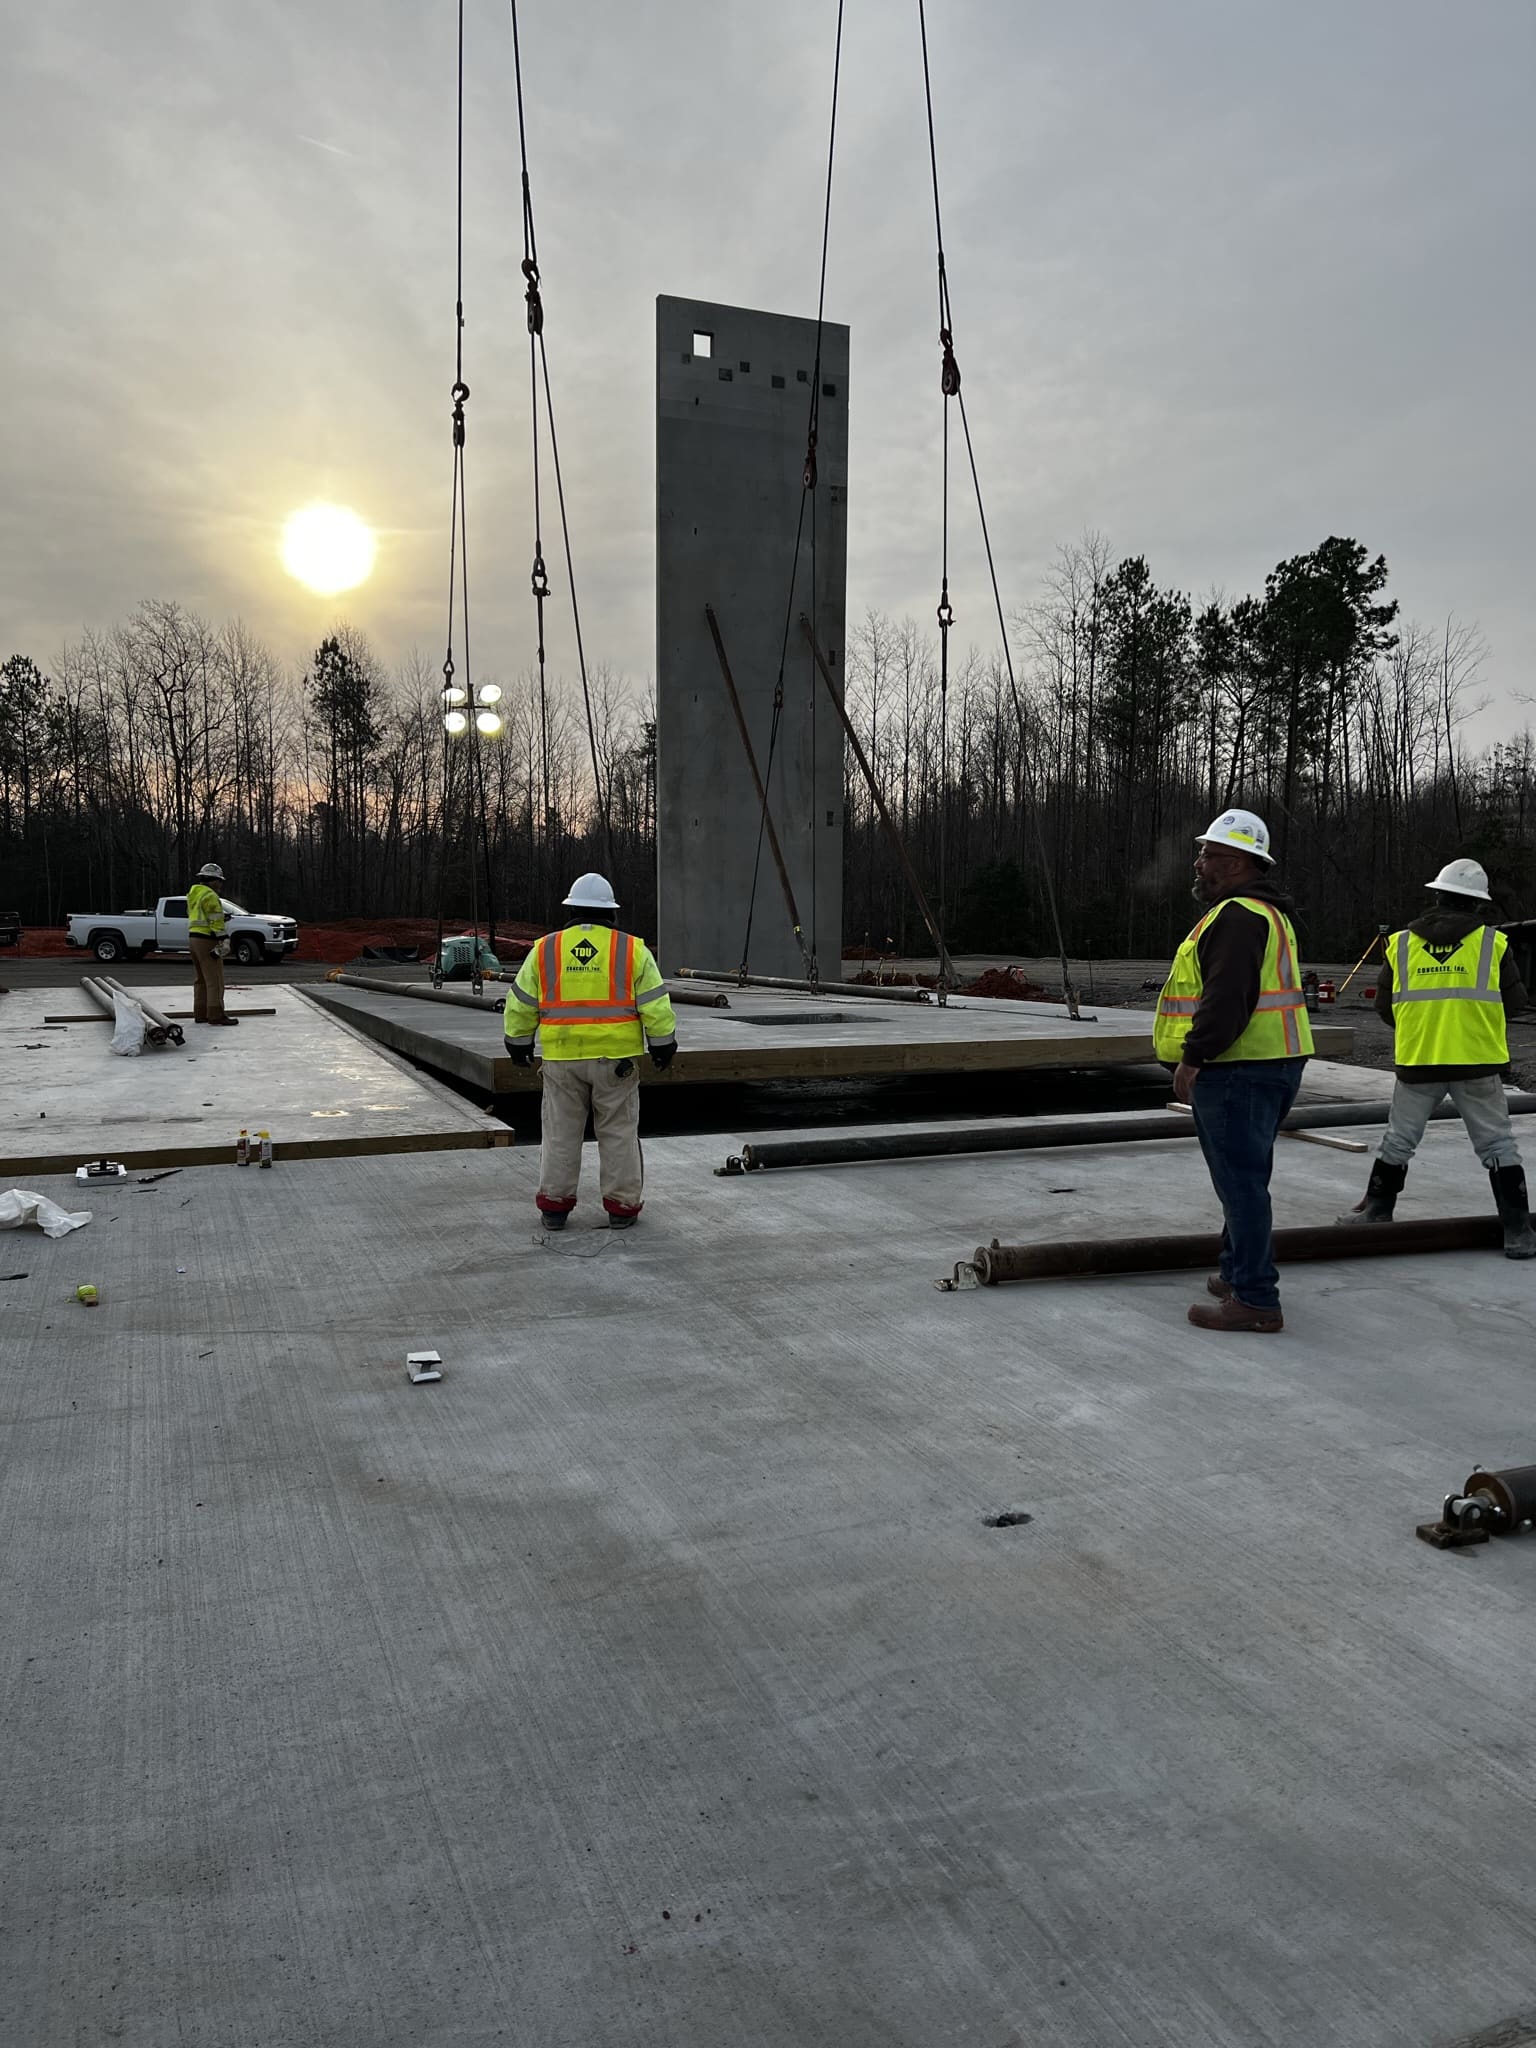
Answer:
1378, 1076, 1521, 1169
537, 1058, 644, 1215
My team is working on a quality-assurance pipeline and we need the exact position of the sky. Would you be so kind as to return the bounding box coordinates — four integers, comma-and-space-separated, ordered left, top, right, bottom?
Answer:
2, 0, 1533, 746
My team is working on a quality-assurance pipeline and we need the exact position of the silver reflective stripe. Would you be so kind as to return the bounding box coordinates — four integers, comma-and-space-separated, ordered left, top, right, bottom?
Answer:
1159, 997, 1198, 1013
1255, 992, 1304, 1010
636, 983, 671, 1006
1392, 924, 1501, 1002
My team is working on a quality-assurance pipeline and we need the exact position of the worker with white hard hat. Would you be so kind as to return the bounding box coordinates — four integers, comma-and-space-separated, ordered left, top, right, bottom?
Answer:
1153, 809, 1314, 1332
186, 861, 237, 1027
1341, 855, 1533, 1256
502, 874, 678, 1232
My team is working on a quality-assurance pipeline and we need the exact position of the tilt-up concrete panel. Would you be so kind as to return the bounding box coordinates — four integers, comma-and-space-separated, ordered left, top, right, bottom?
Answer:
656, 294, 848, 982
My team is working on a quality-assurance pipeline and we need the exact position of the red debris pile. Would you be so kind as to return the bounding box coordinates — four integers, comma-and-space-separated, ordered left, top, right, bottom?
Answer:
961, 966, 1061, 1003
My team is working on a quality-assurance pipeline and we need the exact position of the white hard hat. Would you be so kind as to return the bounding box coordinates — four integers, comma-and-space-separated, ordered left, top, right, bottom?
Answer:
563, 872, 620, 911
1195, 808, 1274, 865
1427, 857, 1491, 901
197, 862, 225, 880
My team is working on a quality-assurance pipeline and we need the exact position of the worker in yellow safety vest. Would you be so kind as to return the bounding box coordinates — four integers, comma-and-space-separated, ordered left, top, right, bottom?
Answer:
187, 862, 237, 1026
1340, 857, 1534, 1257
1153, 808, 1314, 1333
503, 873, 678, 1232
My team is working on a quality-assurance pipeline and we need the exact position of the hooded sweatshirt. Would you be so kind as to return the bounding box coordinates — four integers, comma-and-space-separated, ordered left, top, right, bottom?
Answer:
1373, 904, 1526, 1081
1180, 875, 1306, 1067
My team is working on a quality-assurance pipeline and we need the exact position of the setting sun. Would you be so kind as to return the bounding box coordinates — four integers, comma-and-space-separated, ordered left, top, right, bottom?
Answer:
280, 503, 376, 596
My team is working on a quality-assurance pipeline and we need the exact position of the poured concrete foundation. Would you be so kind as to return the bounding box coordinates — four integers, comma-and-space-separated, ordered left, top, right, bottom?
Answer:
0, 984, 506, 1173
6, 1065, 1536, 2047
304, 979, 1353, 1095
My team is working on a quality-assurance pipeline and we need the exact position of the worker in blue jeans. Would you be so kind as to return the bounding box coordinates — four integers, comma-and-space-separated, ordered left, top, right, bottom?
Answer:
1154, 809, 1315, 1332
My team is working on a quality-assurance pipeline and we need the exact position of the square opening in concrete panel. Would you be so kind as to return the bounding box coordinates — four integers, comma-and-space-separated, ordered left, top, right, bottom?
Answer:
738, 1011, 851, 1027
692, 330, 713, 358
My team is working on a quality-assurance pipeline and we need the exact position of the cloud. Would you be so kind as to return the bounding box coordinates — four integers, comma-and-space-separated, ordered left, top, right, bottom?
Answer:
2, 0, 1532, 752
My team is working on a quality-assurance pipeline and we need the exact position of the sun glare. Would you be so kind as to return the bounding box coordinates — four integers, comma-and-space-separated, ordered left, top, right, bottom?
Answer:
281, 503, 376, 596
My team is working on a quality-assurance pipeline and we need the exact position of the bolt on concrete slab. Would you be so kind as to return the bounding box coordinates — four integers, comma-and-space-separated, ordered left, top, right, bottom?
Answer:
5, 1095, 1536, 2047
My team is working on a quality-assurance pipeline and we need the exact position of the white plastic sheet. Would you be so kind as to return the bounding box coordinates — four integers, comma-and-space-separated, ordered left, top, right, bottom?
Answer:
0, 1191, 93, 1238
109, 991, 147, 1056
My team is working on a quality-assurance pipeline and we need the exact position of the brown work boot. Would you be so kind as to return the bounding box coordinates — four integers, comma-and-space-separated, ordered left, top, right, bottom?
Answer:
1206, 1274, 1232, 1300
1187, 1295, 1283, 1334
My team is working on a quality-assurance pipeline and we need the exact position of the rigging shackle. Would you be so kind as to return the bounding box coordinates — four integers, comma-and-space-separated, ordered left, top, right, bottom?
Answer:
802, 430, 819, 493
530, 551, 551, 602
939, 327, 961, 397
451, 379, 470, 448
522, 257, 544, 336
936, 590, 955, 634
441, 653, 456, 685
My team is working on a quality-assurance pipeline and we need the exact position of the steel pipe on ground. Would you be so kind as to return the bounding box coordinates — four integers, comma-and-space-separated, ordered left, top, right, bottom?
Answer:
972, 1215, 1504, 1284
679, 967, 932, 1003
730, 1094, 1536, 1172
79, 975, 169, 1045
100, 975, 184, 1045
330, 971, 729, 1012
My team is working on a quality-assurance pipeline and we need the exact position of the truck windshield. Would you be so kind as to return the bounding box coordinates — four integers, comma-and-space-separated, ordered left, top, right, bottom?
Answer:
221, 899, 247, 913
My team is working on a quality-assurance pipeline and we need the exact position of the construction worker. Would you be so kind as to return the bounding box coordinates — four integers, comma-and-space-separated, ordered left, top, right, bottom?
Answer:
1341, 858, 1534, 1256
503, 874, 678, 1231
187, 862, 237, 1027
1153, 809, 1314, 1333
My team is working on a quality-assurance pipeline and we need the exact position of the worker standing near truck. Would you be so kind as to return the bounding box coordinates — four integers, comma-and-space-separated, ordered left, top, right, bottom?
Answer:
187, 862, 237, 1027
1154, 809, 1314, 1333
503, 874, 678, 1231
1341, 858, 1534, 1257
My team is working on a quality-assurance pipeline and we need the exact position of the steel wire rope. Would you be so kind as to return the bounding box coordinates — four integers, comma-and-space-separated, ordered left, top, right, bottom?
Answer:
917, 0, 1081, 1017
510, 0, 616, 888
738, 0, 844, 987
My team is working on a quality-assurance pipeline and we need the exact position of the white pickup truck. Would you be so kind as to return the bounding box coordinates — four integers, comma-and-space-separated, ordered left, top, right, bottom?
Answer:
66, 895, 301, 966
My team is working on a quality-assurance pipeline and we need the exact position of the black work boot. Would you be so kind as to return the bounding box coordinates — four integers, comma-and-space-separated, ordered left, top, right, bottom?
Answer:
539, 1209, 569, 1233
1339, 1159, 1406, 1225
1489, 1165, 1536, 1260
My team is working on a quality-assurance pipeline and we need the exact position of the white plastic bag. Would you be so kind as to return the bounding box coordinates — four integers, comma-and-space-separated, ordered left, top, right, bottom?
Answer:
0, 1190, 93, 1238
109, 991, 147, 1056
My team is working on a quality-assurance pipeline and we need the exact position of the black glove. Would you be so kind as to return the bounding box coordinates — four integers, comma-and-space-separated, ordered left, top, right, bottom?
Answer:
506, 1040, 538, 1068
649, 1039, 678, 1072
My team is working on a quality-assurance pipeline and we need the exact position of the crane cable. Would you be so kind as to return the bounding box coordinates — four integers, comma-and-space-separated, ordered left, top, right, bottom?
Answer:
436, 0, 497, 991
918, 0, 1080, 1017
510, 0, 616, 886
738, 0, 844, 987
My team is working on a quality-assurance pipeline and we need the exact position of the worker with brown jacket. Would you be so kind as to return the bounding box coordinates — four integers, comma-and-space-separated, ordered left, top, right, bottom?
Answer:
1343, 857, 1534, 1256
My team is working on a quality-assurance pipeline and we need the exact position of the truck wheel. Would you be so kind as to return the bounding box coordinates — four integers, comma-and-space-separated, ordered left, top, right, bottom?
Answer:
92, 934, 124, 962
231, 936, 260, 966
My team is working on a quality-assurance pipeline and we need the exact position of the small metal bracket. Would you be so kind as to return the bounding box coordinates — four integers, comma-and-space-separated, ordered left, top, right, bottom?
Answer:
935, 1261, 979, 1292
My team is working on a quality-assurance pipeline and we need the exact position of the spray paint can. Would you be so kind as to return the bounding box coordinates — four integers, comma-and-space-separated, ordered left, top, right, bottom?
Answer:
236, 1128, 250, 1166
258, 1130, 273, 1168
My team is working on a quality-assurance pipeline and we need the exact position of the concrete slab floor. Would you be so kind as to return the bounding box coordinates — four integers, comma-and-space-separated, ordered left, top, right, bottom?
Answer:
0, 987, 504, 1173
4, 1112, 1536, 2048
307, 979, 1353, 1095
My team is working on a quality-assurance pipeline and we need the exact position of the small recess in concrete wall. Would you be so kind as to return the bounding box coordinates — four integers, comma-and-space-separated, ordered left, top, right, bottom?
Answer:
772, 374, 785, 388
823, 382, 837, 397
797, 368, 808, 382
739, 360, 750, 372
718, 367, 733, 382
692, 330, 713, 358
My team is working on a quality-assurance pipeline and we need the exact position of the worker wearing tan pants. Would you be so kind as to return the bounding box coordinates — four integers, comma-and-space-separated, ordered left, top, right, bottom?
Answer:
537, 1057, 645, 1216
503, 874, 679, 1229
186, 861, 236, 1026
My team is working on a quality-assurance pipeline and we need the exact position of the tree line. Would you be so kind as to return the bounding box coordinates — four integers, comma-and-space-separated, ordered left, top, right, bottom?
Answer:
3, 534, 1531, 963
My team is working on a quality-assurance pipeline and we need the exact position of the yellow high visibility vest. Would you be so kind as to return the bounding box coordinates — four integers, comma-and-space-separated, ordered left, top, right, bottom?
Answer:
502, 924, 677, 1062
1389, 925, 1508, 1067
1153, 896, 1314, 1063
187, 882, 226, 937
